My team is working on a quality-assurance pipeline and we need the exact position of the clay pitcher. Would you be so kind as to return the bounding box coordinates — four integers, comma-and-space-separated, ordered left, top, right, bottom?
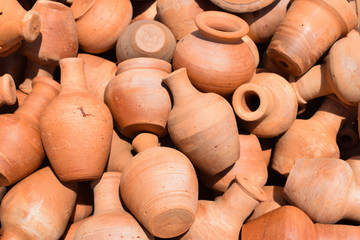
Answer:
0, 74, 17, 107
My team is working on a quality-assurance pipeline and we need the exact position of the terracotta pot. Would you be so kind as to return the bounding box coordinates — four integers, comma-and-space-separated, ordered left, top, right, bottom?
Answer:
163, 68, 240, 175
0, 74, 17, 107
232, 71, 298, 138
209, 0, 276, 13
176, 176, 267, 240
77, 53, 117, 101
74, 172, 153, 240
0, 0, 41, 57
1, 167, 77, 240
0, 51, 26, 86
199, 134, 268, 194
131, 0, 157, 23
284, 158, 360, 223
156, 0, 217, 41
40, 57, 113, 182
69, 182, 93, 223
337, 116, 359, 150
116, 20, 176, 63
346, 156, 360, 185
267, 0, 357, 76
239, 0, 290, 43
271, 96, 355, 177
71, 0, 133, 53
173, 11, 256, 97
242, 205, 360, 240
105, 57, 171, 138
120, 133, 198, 238
0, 76, 60, 186
242, 35, 260, 67
105, 130, 133, 172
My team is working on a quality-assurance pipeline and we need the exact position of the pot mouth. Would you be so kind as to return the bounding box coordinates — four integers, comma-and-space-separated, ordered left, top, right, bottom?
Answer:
209, 0, 276, 13
235, 175, 267, 202
71, 0, 96, 20
116, 57, 171, 75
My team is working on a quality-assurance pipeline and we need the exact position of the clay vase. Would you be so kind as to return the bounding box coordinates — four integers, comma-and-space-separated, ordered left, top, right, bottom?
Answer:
199, 134, 268, 194
71, 0, 133, 53
105, 130, 133, 172
347, 157, 360, 185
73, 172, 153, 240
120, 133, 198, 238
239, 0, 290, 43
337, 116, 359, 150
163, 68, 240, 176
173, 11, 256, 97
40, 57, 113, 182
19, 0, 78, 94
284, 158, 360, 223
0, 76, 60, 186
271, 96, 354, 177
0, 166, 77, 240
69, 182, 93, 223
116, 20, 176, 63
105, 57, 171, 138
209, 0, 276, 13
77, 53, 117, 101
156, 0, 217, 41
267, 0, 357, 76
176, 175, 267, 240
0, 51, 26, 86
0, 0, 41, 57
0, 74, 17, 107
242, 205, 360, 240
131, 0, 158, 23
232, 71, 298, 138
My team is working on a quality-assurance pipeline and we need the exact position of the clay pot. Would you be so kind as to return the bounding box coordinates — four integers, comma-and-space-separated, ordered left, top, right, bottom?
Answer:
69, 182, 93, 223
40, 57, 113, 182
105, 130, 133, 172
239, 0, 290, 43
77, 53, 117, 101
1, 166, 77, 240
0, 51, 26, 86
242, 35, 260, 67
337, 116, 359, 150
199, 134, 268, 194
0, 76, 60, 186
156, 0, 217, 41
284, 158, 360, 223
232, 71, 298, 138
71, 0, 133, 53
346, 156, 360, 185
116, 20, 176, 62
271, 96, 354, 177
173, 11, 256, 97
131, 0, 157, 23
74, 172, 153, 240
163, 68, 240, 176
267, 0, 357, 76
120, 133, 198, 238
61, 218, 88, 240
0, 74, 17, 107
209, 0, 276, 13
0, 0, 41, 57
105, 57, 171, 138
242, 205, 360, 240
176, 176, 267, 240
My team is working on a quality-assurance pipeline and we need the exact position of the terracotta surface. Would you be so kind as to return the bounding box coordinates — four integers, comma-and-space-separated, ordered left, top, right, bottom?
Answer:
0, 74, 17, 107
209, 0, 276, 13
346, 156, 360, 185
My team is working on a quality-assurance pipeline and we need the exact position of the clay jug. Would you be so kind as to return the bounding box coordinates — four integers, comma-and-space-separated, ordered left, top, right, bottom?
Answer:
69, 182, 93, 223
172, 11, 256, 97
105, 57, 171, 138
267, 0, 357, 76
346, 156, 360, 185
242, 205, 360, 240
40, 57, 113, 182
0, 0, 41, 56
284, 158, 360, 223
156, 0, 217, 41
132, 0, 157, 23
105, 130, 133, 172
74, 172, 153, 240
176, 175, 267, 240
0, 76, 60, 186
120, 133, 198, 238
232, 71, 298, 138
163, 68, 240, 175
1, 166, 77, 240
71, 0, 133, 53
209, 0, 276, 13
19, 0, 78, 94
199, 134, 268, 194
271, 96, 354, 177
0, 51, 26, 86
77, 53, 117, 101
0, 74, 17, 107
116, 20, 176, 63
337, 116, 359, 150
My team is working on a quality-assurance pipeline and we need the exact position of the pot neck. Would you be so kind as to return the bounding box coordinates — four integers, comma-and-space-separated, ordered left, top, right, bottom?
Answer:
59, 58, 88, 95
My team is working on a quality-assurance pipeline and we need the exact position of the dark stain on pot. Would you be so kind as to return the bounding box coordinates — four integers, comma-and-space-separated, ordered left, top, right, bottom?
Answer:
78, 107, 92, 117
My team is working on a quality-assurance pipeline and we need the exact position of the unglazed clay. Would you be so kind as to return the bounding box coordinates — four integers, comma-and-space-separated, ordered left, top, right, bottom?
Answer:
209, 0, 276, 13
347, 156, 360, 185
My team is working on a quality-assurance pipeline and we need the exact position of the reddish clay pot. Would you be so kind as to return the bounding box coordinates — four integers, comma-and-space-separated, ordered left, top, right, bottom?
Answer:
271, 96, 354, 177
284, 158, 360, 223
209, 0, 276, 13
232, 71, 298, 138
71, 0, 133, 53
0, 74, 17, 107
74, 172, 153, 240
163, 68, 240, 176
105, 130, 133, 172
40, 57, 113, 182
172, 11, 256, 97
347, 156, 360, 185
0, 76, 60, 186
0, 0, 41, 56
105, 57, 171, 138
120, 133, 198, 238
1, 167, 77, 240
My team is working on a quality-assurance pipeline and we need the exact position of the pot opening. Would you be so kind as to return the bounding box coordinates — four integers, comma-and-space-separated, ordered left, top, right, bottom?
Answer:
243, 91, 260, 112
206, 19, 241, 33
279, 60, 289, 69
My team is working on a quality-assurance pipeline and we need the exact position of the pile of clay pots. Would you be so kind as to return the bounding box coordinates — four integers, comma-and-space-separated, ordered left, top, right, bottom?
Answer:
0, 0, 359, 239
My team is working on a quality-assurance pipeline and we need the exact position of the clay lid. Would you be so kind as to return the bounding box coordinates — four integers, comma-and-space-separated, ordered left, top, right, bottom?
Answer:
71, 0, 96, 20
209, 0, 276, 13
236, 175, 267, 202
